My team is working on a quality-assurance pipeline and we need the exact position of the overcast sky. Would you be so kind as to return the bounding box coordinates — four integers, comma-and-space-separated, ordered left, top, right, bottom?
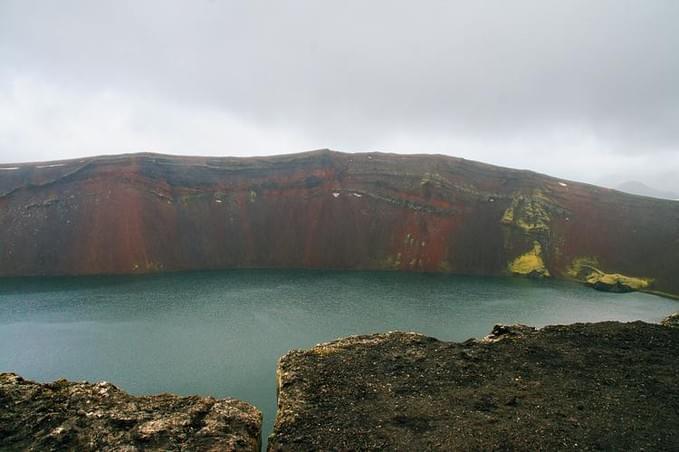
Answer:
1, 1, 678, 191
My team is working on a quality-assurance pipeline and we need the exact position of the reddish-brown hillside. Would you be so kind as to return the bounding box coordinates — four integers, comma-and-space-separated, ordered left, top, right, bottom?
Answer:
1, 150, 677, 296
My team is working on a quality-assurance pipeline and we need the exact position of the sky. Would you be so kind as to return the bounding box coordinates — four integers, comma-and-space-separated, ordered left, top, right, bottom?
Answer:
1, 0, 678, 192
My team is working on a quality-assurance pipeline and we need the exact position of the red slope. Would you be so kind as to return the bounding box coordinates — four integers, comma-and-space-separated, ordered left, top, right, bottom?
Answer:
1, 150, 677, 296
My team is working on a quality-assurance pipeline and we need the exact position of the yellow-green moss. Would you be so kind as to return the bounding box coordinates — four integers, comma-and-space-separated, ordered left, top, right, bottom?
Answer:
508, 241, 550, 278
501, 190, 553, 233
586, 271, 650, 291
438, 260, 453, 273
501, 207, 514, 224
567, 257, 652, 292
567, 256, 600, 279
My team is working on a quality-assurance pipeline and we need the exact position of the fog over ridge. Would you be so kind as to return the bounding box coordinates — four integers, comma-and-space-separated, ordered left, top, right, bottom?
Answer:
1, 0, 678, 192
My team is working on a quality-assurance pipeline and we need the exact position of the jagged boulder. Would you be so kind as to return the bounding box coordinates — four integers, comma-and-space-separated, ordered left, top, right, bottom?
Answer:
0, 373, 261, 451
481, 323, 537, 342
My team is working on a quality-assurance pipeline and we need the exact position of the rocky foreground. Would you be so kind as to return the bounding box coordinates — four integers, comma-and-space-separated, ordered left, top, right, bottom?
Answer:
269, 320, 679, 451
2, 318, 678, 451
0, 374, 261, 451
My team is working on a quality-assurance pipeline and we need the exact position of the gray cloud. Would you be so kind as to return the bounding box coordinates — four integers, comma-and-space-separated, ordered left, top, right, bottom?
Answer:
1, 0, 678, 191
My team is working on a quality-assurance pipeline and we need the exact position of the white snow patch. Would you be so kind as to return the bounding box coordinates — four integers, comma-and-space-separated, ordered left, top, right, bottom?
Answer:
215, 199, 223, 203
558, 181, 568, 187
352, 193, 363, 198
0, 167, 20, 171
332, 192, 340, 198
36, 163, 65, 169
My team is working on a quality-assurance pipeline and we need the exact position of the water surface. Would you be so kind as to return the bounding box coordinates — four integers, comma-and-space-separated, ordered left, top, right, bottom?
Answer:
1, 269, 677, 439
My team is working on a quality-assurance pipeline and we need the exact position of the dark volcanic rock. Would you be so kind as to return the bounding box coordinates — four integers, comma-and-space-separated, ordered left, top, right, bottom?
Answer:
1, 150, 678, 297
269, 322, 679, 451
0, 373, 261, 451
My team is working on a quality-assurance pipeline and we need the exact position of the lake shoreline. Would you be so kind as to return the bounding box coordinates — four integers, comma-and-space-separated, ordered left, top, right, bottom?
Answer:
2, 269, 678, 442
3, 316, 678, 450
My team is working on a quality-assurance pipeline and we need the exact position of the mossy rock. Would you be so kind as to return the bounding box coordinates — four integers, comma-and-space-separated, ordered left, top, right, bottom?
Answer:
567, 257, 601, 280
568, 257, 651, 293
508, 241, 550, 278
501, 190, 553, 234
585, 271, 650, 293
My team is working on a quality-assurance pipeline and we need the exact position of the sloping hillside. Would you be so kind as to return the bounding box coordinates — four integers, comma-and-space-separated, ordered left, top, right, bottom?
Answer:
1, 150, 677, 296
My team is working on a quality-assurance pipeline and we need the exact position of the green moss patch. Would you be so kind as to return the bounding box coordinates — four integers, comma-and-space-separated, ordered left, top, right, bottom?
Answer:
501, 190, 553, 233
508, 241, 550, 278
568, 257, 652, 293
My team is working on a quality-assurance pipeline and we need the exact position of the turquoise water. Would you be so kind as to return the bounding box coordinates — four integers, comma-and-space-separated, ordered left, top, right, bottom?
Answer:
1, 269, 677, 440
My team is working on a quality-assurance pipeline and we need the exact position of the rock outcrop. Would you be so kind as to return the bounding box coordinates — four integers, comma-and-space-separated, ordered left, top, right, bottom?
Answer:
0, 373, 261, 451
3, 317, 679, 450
662, 312, 679, 328
507, 241, 550, 278
269, 321, 679, 451
567, 257, 652, 294
1, 150, 678, 297
585, 271, 651, 293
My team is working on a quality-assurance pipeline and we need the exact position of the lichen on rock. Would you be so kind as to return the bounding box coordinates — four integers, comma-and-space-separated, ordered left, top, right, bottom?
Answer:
568, 257, 651, 293
501, 189, 554, 233
437, 260, 453, 273
508, 241, 550, 278
586, 271, 651, 292
567, 256, 601, 280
